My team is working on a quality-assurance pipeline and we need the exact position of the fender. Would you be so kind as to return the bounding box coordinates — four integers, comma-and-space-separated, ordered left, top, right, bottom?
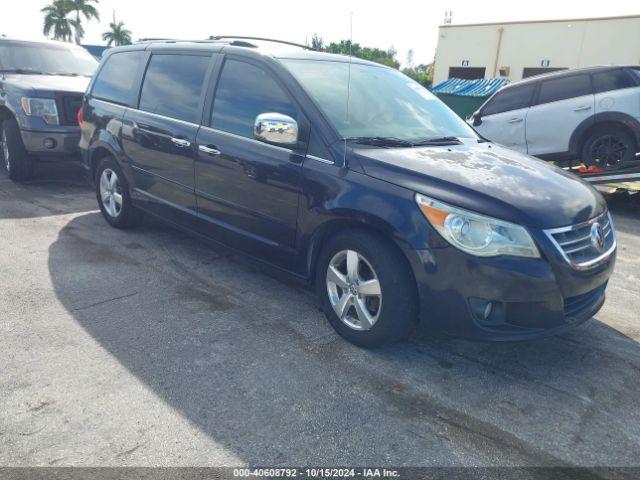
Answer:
569, 111, 640, 155
86, 129, 126, 180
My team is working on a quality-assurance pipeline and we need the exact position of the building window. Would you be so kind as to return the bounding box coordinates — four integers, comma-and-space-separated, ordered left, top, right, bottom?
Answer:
448, 67, 486, 80
522, 67, 567, 79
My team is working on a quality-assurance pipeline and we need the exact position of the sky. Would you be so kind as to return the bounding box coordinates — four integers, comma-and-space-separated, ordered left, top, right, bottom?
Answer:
2, 0, 639, 66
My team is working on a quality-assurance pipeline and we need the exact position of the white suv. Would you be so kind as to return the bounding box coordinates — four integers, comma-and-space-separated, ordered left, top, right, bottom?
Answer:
471, 66, 640, 170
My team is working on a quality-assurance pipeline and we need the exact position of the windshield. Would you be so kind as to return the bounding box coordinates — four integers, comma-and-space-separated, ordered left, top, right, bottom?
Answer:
0, 41, 98, 76
282, 59, 478, 143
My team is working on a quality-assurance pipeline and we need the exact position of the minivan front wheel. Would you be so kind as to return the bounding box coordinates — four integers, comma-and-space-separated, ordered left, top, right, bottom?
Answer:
317, 230, 418, 348
95, 157, 142, 229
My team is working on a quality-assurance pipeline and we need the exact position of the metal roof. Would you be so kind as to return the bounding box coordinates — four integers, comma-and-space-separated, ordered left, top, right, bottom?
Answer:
431, 77, 509, 97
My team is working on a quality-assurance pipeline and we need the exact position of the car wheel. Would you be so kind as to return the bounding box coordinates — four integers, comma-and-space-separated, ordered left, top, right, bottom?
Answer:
1, 118, 34, 181
581, 126, 637, 170
95, 156, 142, 229
316, 229, 418, 348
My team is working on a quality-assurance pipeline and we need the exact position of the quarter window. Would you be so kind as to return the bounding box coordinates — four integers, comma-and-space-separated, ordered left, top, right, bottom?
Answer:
537, 75, 592, 105
592, 70, 636, 94
92, 51, 144, 105
211, 59, 297, 138
482, 84, 536, 116
139, 54, 210, 123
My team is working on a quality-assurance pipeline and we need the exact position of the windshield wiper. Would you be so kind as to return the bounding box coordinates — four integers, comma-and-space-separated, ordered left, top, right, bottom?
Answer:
51, 72, 90, 77
346, 136, 416, 148
413, 136, 463, 146
0, 68, 51, 75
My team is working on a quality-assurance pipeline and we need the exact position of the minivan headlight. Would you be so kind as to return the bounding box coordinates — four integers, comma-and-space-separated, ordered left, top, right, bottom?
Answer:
21, 97, 59, 125
415, 193, 540, 258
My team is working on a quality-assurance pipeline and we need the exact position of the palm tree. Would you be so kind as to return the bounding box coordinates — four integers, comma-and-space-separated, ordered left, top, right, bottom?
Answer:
67, 0, 100, 45
102, 13, 132, 46
42, 0, 74, 42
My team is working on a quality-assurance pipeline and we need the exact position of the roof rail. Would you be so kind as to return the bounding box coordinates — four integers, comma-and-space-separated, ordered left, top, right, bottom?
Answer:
208, 36, 315, 51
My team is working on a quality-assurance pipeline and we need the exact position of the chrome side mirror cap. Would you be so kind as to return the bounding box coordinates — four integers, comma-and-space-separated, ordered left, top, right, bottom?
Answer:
254, 112, 298, 146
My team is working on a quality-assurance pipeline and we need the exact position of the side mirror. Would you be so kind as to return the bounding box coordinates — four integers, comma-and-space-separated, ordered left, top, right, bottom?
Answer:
472, 112, 482, 127
254, 112, 298, 147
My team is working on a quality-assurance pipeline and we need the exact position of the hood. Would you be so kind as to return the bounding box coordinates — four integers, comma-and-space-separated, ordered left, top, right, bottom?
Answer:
2, 74, 90, 95
354, 142, 606, 229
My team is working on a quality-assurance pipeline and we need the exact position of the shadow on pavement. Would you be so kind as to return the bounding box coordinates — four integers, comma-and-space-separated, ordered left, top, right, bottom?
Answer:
46, 209, 640, 467
0, 161, 93, 219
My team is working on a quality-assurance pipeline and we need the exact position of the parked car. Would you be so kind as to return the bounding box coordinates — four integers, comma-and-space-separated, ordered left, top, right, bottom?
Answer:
79, 40, 616, 347
470, 66, 640, 171
0, 38, 98, 181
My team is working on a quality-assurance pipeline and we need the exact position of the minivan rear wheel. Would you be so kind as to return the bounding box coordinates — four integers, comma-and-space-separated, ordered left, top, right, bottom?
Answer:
95, 156, 142, 229
316, 229, 418, 348
581, 126, 637, 170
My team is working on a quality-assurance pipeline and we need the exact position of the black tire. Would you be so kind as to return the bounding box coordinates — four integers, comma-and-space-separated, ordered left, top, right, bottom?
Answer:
95, 156, 142, 229
316, 229, 418, 348
580, 125, 637, 171
1, 118, 34, 181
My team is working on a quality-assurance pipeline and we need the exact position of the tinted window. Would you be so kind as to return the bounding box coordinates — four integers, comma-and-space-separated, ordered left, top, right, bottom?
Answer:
592, 70, 635, 94
537, 75, 592, 104
139, 54, 210, 123
483, 84, 536, 116
92, 51, 143, 105
212, 59, 297, 138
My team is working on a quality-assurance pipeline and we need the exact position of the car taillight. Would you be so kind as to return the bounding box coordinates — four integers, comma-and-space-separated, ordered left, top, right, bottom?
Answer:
77, 107, 83, 126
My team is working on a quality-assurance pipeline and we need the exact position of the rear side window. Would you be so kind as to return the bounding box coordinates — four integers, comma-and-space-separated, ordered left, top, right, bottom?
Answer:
482, 84, 536, 116
592, 70, 636, 94
92, 51, 143, 105
211, 59, 298, 138
139, 54, 211, 123
537, 75, 592, 105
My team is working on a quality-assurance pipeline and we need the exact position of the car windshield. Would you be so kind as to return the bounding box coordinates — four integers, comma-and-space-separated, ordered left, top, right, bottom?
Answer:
282, 59, 479, 143
0, 41, 98, 76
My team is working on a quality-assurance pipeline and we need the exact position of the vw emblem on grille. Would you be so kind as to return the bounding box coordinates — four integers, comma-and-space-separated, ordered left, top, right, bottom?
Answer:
590, 222, 605, 252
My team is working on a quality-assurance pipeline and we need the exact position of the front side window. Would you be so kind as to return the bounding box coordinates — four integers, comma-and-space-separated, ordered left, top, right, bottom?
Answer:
211, 59, 298, 138
592, 70, 636, 94
139, 54, 210, 123
537, 75, 592, 105
282, 59, 478, 142
482, 84, 536, 116
92, 51, 144, 105
0, 41, 97, 76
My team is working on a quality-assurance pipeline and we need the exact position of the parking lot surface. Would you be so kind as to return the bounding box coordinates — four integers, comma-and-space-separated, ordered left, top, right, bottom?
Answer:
1, 162, 639, 467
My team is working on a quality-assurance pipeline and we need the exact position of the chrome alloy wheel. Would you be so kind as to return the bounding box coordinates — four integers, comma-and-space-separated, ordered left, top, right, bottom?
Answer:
99, 168, 123, 218
326, 249, 382, 331
2, 128, 10, 173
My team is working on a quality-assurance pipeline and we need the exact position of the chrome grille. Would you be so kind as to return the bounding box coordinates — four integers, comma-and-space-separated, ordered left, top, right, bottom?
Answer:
544, 212, 616, 270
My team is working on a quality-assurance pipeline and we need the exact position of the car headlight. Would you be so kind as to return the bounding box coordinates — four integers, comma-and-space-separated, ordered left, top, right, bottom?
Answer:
21, 97, 59, 125
415, 193, 540, 258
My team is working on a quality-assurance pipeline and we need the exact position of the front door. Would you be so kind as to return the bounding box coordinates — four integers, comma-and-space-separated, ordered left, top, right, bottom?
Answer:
122, 52, 212, 226
195, 57, 305, 260
475, 82, 536, 153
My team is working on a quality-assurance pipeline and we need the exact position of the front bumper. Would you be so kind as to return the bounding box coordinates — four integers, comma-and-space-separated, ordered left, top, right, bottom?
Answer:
20, 129, 81, 156
411, 238, 615, 341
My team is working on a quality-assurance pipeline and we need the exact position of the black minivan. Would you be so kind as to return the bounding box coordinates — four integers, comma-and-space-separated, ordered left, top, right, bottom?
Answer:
79, 39, 616, 347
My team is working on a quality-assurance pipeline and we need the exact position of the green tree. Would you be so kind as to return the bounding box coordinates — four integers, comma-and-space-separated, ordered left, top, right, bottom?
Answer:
402, 63, 434, 88
310, 33, 324, 51
102, 13, 132, 46
67, 0, 100, 45
42, 0, 74, 42
324, 40, 400, 69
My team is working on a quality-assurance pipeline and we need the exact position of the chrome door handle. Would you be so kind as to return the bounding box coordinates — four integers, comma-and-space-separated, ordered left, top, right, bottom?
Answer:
198, 145, 221, 156
508, 117, 523, 123
171, 137, 191, 148
573, 105, 592, 112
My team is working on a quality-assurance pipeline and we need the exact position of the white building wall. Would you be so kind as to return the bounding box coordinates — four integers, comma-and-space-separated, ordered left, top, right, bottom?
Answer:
433, 16, 640, 85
